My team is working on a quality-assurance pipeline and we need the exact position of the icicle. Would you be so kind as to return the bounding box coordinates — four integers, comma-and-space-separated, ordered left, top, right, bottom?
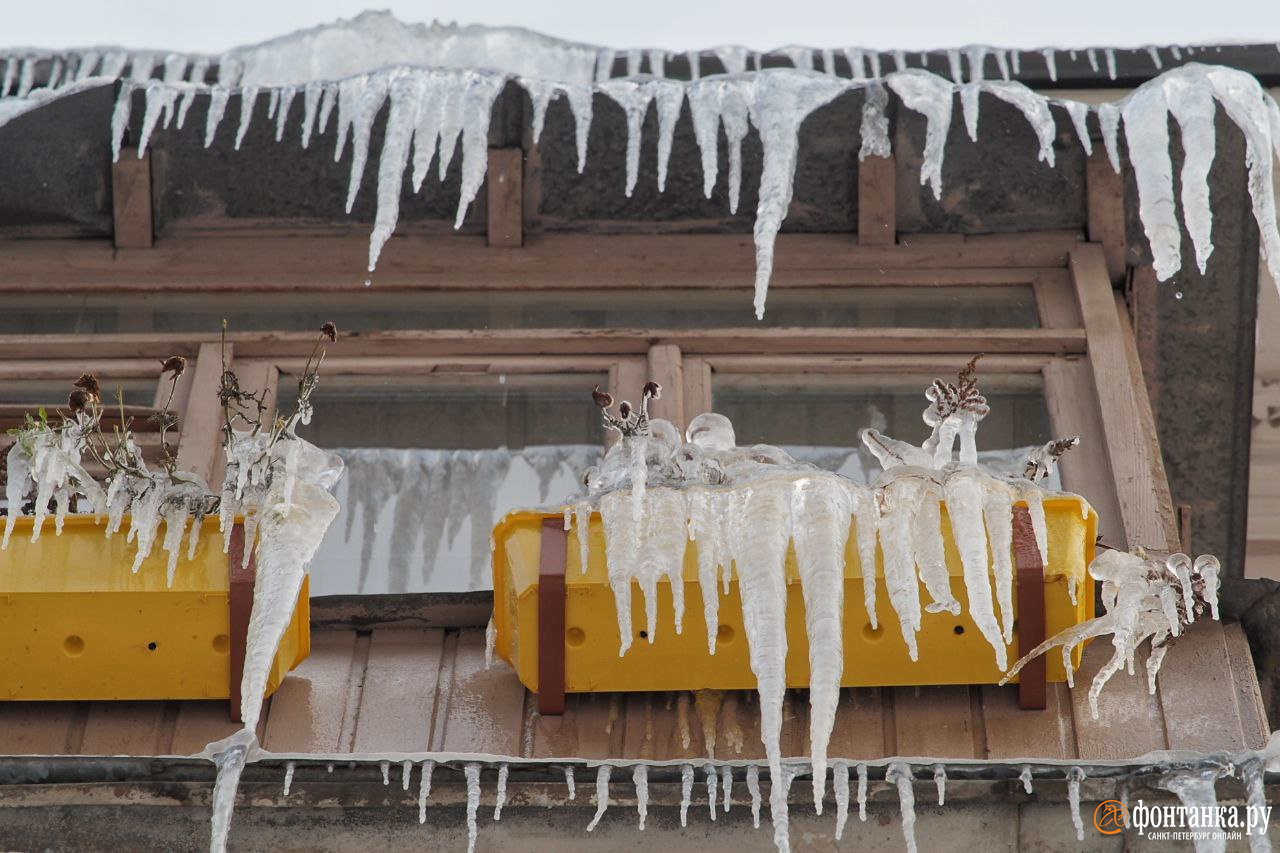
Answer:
687, 50, 701, 81
731, 763, 754, 826
1147, 46, 1164, 69
1098, 102, 1122, 173
485, 613, 497, 669
273, 85, 297, 141
1241, 760, 1271, 853
633, 765, 649, 829
791, 476, 850, 810
680, 763, 694, 827
585, 765, 612, 831
565, 765, 576, 799
1041, 49, 1058, 82
1063, 100, 1093, 156
1123, 83, 1180, 279
994, 49, 1010, 81
1011, 50, 1022, 76
714, 46, 749, 75
595, 49, 616, 81
780, 47, 814, 72
887, 763, 918, 853
283, 761, 295, 797
834, 761, 850, 840
234, 86, 259, 150
857, 763, 868, 821
1020, 765, 1033, 794
418, 760, 434, 823
16, 58, 33, 98
493, 763, 508, 820
208, 735, 251, 853
721, 765, 733, 812
982, 481, 1016, 643
1087, 48, 1100, 73
945, 470, 1006, 669
749, 71, 851, 318
868, 54, 883, 78
464, 763, 481, 853
110, 82, 135, 163
401, 759, 413, 791
1161, 74, 1217, 268
983, 82, 1056, 165
704, 763, 720, 819
1067, 767, 1085, 841
966, 46, 988, 83
204, 86, 231, 147
1104, 48, 1118, 80
859, 82, 892, 160
932, 764, 947, 805
379, 759, 390, 785
890, 50, 906, 73
946, 49, 964, 84
0, 59, 15, 97
887, 70, 953, 201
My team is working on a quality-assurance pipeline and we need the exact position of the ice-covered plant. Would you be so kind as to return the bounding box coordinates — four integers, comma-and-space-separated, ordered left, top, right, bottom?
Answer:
1000, 548, 1222, 718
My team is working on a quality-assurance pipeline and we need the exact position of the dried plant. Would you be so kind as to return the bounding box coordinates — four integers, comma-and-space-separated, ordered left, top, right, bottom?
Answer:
925, 354, 990, 424
1024, 436, 1080, 481
594, 381, 661, 437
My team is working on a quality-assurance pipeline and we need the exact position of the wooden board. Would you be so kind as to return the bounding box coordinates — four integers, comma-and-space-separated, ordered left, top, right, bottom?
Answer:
892, 686, 979, 758
1068, 640, 1167, 760
111, 149, 153, 250
646, 343, 684, 429
981, 683, 1076, 759
858, 155, 896, 245
350, 629, 446, 753
1085, 150, 1127, 284
174, 342, 226, 486
486, 148, 523, 248
1154, 621, 1249, 753
261, 631, 360, 754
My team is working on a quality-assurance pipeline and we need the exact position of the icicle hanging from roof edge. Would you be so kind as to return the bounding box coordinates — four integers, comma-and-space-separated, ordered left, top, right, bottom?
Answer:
599, 77, 684, 196
886, 70, 953, 200
859, 83, 891, 161
1164, 75, 1217, 274
747, 70, 851, 319
687, 77, 751, 212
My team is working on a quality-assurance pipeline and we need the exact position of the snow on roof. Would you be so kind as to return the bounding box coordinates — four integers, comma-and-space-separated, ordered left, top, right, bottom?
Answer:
1, 10, 1279, 316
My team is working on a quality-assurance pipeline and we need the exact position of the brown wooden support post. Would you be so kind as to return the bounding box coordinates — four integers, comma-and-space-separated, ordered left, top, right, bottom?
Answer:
175, 342, 227, 486
858, 154, 896, 245
1086, 149, 1126, 284
1013, 505, 1047, 710
112, 147, 153, 249
228, 522, 256, 722
537, 517, 567, 715
487, 148, 524, 248
1127, 265, 1161, 422
647, 343, 685, 429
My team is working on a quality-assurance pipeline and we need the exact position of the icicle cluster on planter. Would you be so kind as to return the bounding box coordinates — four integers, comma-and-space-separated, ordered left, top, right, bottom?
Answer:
559, 361, 1088, 853
4, 12, 1279, 316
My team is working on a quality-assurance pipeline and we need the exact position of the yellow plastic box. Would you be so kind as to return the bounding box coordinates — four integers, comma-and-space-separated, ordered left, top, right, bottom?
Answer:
494, 496, 1096, 693
0, 515, 309, 701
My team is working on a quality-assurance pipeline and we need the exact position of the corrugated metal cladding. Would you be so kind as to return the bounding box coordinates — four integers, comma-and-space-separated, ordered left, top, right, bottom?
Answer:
0, 620, 1264, 760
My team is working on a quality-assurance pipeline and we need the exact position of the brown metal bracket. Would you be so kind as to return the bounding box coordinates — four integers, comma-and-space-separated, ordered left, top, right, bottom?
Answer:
537, 517, 568, 715
228, 522, 256, 722
1012, 505, 1048, 710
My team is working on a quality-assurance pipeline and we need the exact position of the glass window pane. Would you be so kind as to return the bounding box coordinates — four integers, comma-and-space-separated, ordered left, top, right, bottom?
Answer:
0, 285, 1039, 334
281, 374, 605, 596
712, 372, 1052, 482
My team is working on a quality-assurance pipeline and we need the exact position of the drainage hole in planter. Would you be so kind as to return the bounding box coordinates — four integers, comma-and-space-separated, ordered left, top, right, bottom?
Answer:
147, 642, 158, 651
63, 635, 85, 656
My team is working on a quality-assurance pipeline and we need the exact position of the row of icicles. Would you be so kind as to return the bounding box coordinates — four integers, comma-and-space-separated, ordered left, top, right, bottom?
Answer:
270, 755, 1273, 853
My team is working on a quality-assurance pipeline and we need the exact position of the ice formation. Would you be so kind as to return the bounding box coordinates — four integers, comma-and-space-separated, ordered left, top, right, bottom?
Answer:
418, 760, 435, 823
1001, 548, 1223, 718
933, 763, 946, 805
633, 764, 648, 829
887, 763, 918, 853
748, 764, 762, 829
494, 763, 508, 819
586, 765, 611, 831
1019, 765, 1034, 794
1067, 767, 1085, 841
857, 763, 869, 821
380, 759, 390, 785
566, 367, 1089, 850
680, 763, 694, 827
283, 761, 295, 797
1161, 767, 1226, 853
564, 765, 576, 799
4, 14, 1275, 318
721, 765, 733, 812
833, 761, 850, 840
465, 763, 482, 853
401, 759, 413, 790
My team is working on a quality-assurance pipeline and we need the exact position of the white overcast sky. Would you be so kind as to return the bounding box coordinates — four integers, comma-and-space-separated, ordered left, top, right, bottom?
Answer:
4, 0, 1280, 53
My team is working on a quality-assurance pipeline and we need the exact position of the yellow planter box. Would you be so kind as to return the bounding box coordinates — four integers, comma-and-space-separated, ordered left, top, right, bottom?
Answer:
494, 495, 1096, 693
0, 515, 309, 701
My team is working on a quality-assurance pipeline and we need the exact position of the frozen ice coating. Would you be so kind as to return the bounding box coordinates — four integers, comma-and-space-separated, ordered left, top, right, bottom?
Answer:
1002, 547, 1224, 718
680, 763, 694, 827
887, 763, 919, 853
586, 765, 611, 831
933, 764, 947, 805
465, 762, 482, 853
747, 764, 762, 829
16, 17, 1280, 312
857, 763, 869, 821
833, 761, 851, 840
379, 759, 390, 786
705, 763, 719, 818
633, 765, 649, 829
207, 731, 253, 853
565, 765, 576, 799
283, 761, 295, 797
418, 760, 435, 823
721, 765, 733, 812
1160, 768, 1229, 853
1020, 765, 1034, 794
402, 759, 413, 791
1067, 767, 1085, 841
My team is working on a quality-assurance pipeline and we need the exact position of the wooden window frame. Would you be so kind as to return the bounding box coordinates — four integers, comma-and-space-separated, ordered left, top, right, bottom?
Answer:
0, 233, 1174, 553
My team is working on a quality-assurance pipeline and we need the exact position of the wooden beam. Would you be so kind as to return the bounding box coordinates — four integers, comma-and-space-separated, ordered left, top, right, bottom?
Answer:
857, 154, 896, 245
606, 358, 647, 449
646, 343, 684, 429
111, 149, 153, 250
0, 327, 1088, 361
174, 342, 225, 486
681, 356, 713, 422
0, 232, 1080, 293
1085, 149, 1126, 284
486, 148, 524, 248
1127, 265, 1161, 422
1069, 244, 1178, 551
